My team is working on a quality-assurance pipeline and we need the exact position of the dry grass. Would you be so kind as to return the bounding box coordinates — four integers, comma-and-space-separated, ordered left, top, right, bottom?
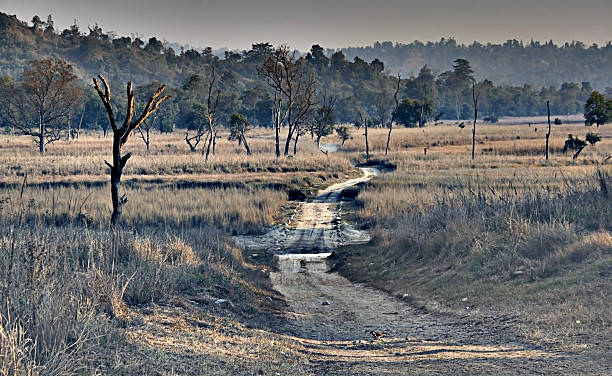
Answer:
0, 210, 262, 375
334, 122, 612, 354
0, 129, 353, 182
1, 122, 611, 373
0, 185, 286, 234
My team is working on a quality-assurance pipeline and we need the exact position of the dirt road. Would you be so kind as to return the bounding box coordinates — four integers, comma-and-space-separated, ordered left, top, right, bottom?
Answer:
265, 168, 586, 375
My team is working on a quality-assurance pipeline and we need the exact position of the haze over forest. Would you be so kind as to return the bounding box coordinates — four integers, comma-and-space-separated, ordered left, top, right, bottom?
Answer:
3, 0, 611, 51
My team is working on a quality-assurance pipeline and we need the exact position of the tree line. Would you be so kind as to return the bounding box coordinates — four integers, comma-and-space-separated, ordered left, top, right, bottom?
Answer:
0, 12, 610, 129
394, 59, 600, 127
341, 38, 612, 90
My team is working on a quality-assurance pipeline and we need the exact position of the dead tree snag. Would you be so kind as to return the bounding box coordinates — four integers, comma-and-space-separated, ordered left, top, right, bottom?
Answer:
93, 75, 169, 226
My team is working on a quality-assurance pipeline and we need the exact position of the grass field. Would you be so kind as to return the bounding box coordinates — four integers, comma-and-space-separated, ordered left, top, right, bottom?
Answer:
333, 122, 612, 360
1, 121, 611, 374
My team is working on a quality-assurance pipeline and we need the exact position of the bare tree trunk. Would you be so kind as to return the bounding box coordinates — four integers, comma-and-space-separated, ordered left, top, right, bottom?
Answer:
365, 120, 369, 160
360, 113, 370, 160
205, 130, 213, 162
275, 122, 280, 158
274, 100, 281, 158
293, 131, 299, 155
471, 81, 480, 160
419, 105, 424, 128
76, 104, 85, 140
545, 100, 551, 161
284, 125, 293, 156
385, 123, 392, 156
67, 111, 72, 142
573, 146, 586, 160
455, 92, 460, 122
212, 130, 217, 154
242, 134, 251, 155
109, 135, 123, 226
471, 117, 476, 160
38, 117, 45, 154
385, 74, 401, 156
200, 131, 211, 156
94, 75, 169, 227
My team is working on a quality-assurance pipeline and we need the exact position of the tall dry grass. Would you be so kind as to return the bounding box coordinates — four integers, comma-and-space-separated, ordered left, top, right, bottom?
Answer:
0, 203, 248, 375
0, 185, 286, 235
1, 122, 611, 372
339, 162, 611, 344
0, 129, 353, 184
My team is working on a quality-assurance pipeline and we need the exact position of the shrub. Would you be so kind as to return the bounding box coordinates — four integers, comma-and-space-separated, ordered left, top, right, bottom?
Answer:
483, 115, 499, 123
563, 134, 587, 152
585, 132, 601, 145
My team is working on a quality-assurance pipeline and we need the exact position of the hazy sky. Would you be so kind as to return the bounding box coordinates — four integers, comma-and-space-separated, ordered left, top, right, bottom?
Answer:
1, 0, 611, 51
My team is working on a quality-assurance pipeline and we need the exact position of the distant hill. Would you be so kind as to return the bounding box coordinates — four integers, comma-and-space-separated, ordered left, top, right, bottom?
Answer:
340, 39, 612, 90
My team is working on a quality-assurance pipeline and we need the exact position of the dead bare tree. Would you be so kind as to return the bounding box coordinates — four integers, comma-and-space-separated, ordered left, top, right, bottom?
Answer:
203, 66, 220, 162
93, 75, 169, 226
272, 94, 282, 157
68, 102, 86, 141
313, 91, 337, 148
373, 82, 394, 129
75, 101, 85, 140
359, 112, 370, 160
545, 100, 551, 161
0, 59, 82, 153
184, 67, 220, 159
258, 45, 317, 156
185, 106, 207, 152
228, 113, 252, 155
471, 79, 480, 160
137, 112, 158, 152
385, 74, 401, 156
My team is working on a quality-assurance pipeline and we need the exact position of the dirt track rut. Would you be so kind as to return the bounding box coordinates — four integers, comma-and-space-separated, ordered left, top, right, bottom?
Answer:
260, 168, 587, 374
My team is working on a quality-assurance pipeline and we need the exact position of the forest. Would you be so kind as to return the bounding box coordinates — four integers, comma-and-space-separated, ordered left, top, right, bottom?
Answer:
342, 38, 612, 89
0, 11, 610, 134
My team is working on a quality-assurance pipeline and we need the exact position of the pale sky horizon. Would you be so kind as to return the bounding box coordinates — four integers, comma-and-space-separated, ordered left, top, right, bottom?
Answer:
1, 0, 611, 52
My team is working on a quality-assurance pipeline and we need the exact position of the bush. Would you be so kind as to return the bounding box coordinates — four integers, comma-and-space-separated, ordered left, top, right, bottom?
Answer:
563, 134, 587, 152
585, 132, 601, 145
483, 115, 499, 123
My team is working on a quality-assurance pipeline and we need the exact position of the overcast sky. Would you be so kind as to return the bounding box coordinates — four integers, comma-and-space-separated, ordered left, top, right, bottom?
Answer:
1, 0, 611, 51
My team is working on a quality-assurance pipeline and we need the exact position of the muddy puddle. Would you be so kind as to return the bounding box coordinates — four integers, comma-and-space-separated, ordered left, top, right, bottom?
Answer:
235, 167, 378, 263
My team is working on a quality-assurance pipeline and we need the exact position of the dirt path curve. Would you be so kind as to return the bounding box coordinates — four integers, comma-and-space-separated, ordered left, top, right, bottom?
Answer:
266, 168, 579, 375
